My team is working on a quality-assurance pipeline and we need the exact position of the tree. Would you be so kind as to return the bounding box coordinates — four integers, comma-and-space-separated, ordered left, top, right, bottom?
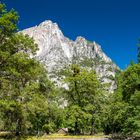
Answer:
120, 64, 140, 101
63, 65, 103, 134
0, 3, 55, 135
103, 64, 140, 136
100, 93, 129, 135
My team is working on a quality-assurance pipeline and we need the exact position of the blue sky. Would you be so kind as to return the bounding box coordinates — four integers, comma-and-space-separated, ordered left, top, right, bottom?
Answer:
3, 0, 140, 69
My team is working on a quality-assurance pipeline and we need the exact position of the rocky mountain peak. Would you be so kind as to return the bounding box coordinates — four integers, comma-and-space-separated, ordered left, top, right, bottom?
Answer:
21, 20, 120, 92
39, 20, 58, 28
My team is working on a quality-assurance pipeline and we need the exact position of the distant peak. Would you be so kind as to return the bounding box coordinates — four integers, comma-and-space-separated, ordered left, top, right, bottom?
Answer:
39, 20, 58, 27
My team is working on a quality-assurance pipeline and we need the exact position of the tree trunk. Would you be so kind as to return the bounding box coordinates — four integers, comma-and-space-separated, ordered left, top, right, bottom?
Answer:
74, 120, 80, 135
90, 111, 95, 135
16, 119, 20, 136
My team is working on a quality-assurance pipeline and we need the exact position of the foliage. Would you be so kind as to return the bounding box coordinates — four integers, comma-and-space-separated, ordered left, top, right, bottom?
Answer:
0, 2, 58, 136
102, 63, 140, 136
80, 58, 93, 67
120, 64, 140, 101
100, 93, 129, 134
63, 65, 104, 134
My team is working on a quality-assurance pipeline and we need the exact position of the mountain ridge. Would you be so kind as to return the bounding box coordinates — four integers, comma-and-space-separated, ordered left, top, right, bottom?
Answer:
21, 20, 120, 92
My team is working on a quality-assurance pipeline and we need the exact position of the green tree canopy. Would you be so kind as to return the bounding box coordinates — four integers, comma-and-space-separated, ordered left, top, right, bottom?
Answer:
0, 3, 56, 135
120, 64, 140, 101
63, 65, 104, 134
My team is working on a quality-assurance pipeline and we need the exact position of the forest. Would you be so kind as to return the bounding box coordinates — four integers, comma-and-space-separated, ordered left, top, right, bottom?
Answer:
0, 2, 140, 139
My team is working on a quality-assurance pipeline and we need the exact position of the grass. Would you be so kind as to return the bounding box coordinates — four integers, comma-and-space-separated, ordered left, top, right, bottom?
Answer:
27, 133, 110, 140
0, 131, 16, 139
0, 132, 110, 140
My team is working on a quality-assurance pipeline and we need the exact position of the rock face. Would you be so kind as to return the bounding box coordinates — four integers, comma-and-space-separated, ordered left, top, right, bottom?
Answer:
22, 20, 120, 92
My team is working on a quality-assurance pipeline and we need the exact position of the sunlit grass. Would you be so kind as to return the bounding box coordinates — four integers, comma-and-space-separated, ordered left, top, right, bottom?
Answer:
0, 131, 110, 140
27, 133, 110, 140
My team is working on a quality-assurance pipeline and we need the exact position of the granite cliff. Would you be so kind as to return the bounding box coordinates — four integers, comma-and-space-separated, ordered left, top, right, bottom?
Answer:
22, 20, 120, 92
